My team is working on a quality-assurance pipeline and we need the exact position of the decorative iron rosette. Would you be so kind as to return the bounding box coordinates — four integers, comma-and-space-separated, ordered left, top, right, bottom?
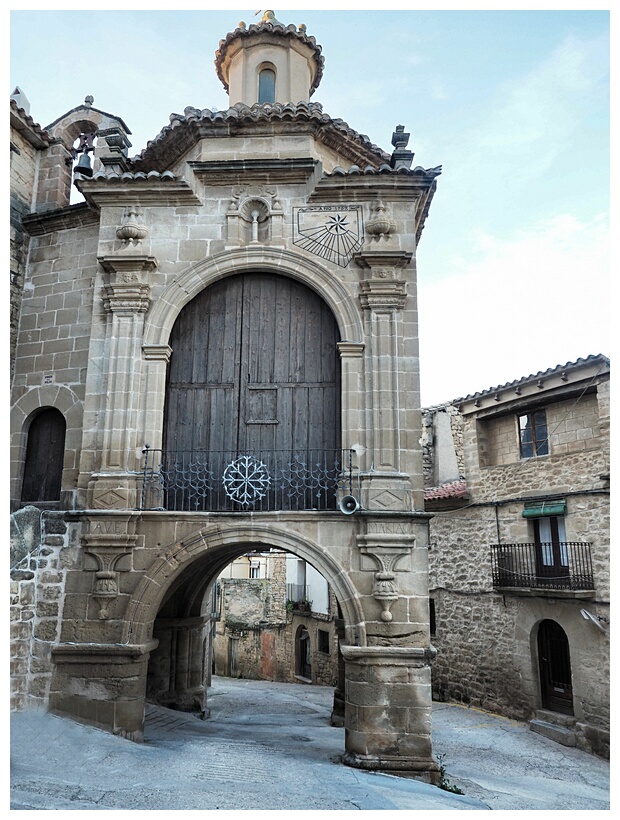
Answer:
222, 455, 271, 507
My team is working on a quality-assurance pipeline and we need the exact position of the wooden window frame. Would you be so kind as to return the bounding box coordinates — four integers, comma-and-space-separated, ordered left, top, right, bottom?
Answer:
518, 409, 549, 459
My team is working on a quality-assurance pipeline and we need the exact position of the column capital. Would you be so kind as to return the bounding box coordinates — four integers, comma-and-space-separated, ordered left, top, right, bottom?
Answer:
103, 281, 151, 314
98, 254, 158, 278
359, 278, 407, 311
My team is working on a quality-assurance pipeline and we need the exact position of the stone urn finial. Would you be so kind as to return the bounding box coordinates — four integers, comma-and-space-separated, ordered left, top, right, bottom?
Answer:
116, 206, 149, 247
365, 200, 397, 242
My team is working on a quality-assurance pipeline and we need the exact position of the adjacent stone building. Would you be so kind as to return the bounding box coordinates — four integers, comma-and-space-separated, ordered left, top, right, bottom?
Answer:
212, 552, 339, 688
423, 355, 610, 757
10, 12, 441, 781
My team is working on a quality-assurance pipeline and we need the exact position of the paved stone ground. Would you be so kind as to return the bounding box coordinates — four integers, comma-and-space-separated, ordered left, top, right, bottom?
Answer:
10, 676, 610, 811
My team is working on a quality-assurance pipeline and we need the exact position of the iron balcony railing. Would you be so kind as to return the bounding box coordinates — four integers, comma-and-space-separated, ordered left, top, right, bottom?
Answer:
140, 447, 356, 513
286, 584, 313, 609
490, 542, 594, 591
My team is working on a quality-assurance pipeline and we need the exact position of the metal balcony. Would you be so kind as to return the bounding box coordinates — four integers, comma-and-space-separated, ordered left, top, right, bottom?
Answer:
490, 542, 594, 592
140, 447, 356, 513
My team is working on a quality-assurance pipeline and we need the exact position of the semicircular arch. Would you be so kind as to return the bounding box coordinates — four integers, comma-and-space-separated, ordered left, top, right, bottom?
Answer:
143, 246, 363, 348
123, 522, 366, 647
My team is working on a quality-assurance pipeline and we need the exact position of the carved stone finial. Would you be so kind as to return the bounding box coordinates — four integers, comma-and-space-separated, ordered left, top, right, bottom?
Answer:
84, 95, 94, 108
372, 572, 399, 622
365, 201, 397, 242
391, 124, 409, 149
238, 20, 246, 29
390, 125, 414, 170
116, 206, 149, 247
299, 23, 307, 33
262, 10, 276, 22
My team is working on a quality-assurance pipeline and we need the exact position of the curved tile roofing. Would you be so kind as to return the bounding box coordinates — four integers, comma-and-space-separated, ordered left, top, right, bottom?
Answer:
424, 480, 468, 501
10, 98, 52, 147
90, 169, 177, 182
326, 163, 442, 179
215, 13, 324, 95
128, 101, 390, 167
453, 354, 610, 404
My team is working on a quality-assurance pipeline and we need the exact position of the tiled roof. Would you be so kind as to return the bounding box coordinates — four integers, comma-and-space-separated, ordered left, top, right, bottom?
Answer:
10, 98, 52, 148
325, 164, 442, 179
453, 354, 610, 405
424, 480, 468, 501
90, 169, 177, 181
129, 102, 390, 167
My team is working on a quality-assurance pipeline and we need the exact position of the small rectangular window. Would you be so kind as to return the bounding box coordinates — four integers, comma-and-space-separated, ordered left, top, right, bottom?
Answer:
318, 629, 330, 654
429, 599, 436, 637
519, 410, 549, 458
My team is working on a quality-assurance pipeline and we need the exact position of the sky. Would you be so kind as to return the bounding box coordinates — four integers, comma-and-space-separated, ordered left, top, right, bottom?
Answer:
8, 2, 611, 407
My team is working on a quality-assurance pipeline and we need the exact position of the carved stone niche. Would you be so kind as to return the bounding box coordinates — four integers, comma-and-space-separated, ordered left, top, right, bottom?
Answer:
226, 189, 284, 247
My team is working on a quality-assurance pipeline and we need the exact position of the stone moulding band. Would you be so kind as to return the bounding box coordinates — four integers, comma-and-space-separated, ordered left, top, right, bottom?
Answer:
51, 640, 159, 662
340, 645, 436, 663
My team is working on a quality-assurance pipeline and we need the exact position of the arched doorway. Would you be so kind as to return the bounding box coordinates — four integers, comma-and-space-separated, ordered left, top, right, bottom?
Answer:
296, 625, 312, 680
162, 272, 341, 512
537, 619, 574, 715
21, 407, 66, 505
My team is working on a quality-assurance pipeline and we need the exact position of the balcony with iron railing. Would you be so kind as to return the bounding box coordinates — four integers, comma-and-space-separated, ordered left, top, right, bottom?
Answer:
286, 584, 313, 611
490, 542, 594, 595
139, 447, 357, 513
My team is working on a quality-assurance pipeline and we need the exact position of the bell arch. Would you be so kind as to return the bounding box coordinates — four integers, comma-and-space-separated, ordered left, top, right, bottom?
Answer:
123, 523, 367, 648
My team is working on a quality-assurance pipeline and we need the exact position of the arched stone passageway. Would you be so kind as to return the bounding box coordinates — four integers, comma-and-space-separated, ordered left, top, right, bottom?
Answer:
143, 536, 349, 740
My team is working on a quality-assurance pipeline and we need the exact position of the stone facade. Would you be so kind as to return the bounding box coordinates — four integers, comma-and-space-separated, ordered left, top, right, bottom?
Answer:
9, 13, 441, 781
212, 553, 339, 686
424, 355, 610, 758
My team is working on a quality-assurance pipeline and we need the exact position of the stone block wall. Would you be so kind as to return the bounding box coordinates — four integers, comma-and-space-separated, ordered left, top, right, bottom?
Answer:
10, 130, 38, 377
213, 574, 338, 686
480, 393, 602, 468
10, 511, 78, 710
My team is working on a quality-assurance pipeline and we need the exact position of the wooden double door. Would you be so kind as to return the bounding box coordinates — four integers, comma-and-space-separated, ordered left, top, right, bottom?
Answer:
163, 273, 341, 510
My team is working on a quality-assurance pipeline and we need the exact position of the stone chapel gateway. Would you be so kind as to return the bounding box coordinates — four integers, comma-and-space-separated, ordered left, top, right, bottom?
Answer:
10, 13, 442, 781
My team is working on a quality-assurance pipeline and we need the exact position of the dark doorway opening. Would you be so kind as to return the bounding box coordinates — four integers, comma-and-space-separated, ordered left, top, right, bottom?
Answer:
538, 619, 574, 715
21, 407, 66, 506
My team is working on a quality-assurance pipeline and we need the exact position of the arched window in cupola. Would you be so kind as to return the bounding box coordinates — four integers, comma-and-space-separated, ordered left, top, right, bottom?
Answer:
258, 66, 276, 104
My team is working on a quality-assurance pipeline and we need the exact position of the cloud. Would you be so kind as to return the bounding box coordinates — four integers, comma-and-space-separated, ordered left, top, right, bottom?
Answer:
418, 211, 609, 406
474, 32, 608, 172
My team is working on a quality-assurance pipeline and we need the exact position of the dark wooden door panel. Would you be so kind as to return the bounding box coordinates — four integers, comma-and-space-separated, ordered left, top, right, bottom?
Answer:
163, 272, 341, 510
21, 408, 66, 503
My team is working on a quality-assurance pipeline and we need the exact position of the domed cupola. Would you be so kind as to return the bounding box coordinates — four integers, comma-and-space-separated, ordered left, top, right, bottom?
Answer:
214, 10, 324, 106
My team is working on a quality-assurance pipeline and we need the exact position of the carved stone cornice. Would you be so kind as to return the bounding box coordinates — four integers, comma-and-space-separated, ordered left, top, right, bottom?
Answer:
103, 280, 151, 314
354, 249, 413, 272
189, 157, 317, 185
337, 341, 365, 358
359, 278, 407, 311
98, 254, 158, 277
142, 344, 172, 362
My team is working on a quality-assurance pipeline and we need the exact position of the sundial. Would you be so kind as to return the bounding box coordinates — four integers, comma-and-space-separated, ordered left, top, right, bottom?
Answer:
293, 205, 364, 267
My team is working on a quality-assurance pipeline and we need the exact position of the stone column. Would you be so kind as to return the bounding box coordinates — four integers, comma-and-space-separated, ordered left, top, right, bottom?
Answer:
357, 252, 413, 511
148, 616, 209, 712
331, 616, 346, 727
87, 254, 156, 509
341, 645, 439, 782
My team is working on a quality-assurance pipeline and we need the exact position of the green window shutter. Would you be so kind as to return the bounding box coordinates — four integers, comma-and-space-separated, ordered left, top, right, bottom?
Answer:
522, 501, 566, 518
